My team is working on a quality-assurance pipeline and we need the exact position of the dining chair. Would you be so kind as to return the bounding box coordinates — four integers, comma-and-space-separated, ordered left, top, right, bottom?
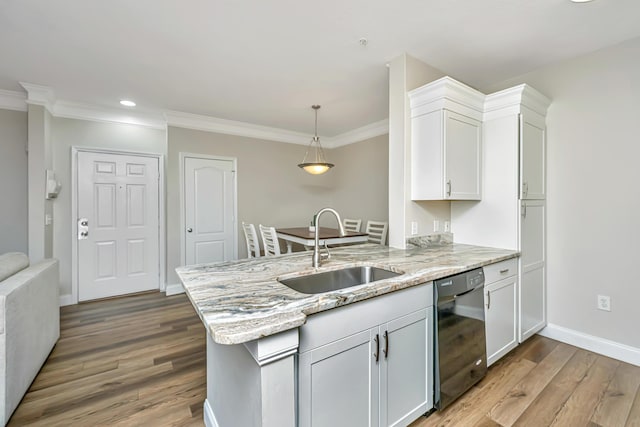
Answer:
242, 222, 261, 258
365, 220, 389, 245
343, 218, 362, 233
259, 224, 281, 256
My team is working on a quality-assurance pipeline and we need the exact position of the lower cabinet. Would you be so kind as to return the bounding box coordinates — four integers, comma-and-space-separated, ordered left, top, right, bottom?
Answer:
520, 265, 545, 342
298, 284, 433, 427
483, 259, 518, 366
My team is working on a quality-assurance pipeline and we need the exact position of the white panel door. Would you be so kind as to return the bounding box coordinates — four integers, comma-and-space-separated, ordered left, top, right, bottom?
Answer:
184, 157, 235, 265
77, 152, 159, 301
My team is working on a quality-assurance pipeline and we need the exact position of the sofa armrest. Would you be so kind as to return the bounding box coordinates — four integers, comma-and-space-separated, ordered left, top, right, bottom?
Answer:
0, 258, 59, 424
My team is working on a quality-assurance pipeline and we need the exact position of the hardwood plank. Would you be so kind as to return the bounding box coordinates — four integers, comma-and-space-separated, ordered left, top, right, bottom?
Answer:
626, 386, 640, 427
489, 342, 577, 426
420, 358, 536, 426
7, 292, 206, 427
591, 363, 640, 427
512, 349, 599, 426
520, 335, 560, 364
549, 355, 619, 426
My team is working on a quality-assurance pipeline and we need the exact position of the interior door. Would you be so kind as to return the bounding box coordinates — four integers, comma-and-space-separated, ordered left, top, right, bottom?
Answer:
77, 151, 160, 301
183, 156, 236, 265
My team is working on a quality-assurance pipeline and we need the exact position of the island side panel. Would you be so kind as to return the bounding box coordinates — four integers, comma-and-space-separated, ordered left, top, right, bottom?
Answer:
205, 335, 262, 427
205, 330, 298, 427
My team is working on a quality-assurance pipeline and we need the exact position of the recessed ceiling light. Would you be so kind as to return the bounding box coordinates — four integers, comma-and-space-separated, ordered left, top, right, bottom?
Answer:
571, 0, 594, 3
120, 100, 136, 107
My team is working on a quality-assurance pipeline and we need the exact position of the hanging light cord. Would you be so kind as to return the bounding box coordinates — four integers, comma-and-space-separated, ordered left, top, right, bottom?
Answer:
300, 106, 327, 164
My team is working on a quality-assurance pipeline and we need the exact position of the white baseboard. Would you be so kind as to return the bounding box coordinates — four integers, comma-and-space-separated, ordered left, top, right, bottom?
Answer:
59, 294, 75, 307
204, 399, 219, 427
539, 323, 640, 367
165, 283, 185, 296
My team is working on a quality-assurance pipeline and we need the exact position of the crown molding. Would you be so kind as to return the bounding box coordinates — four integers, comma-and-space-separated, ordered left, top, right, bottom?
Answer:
326, 119, 389, 148
0, 89, 27, 112
20, 82, 56, 112
408, 76, 485, 121
54, 100, 166, 130
165, 110, 312, 146
484, 84, 551, 121
5, 82, 388, 146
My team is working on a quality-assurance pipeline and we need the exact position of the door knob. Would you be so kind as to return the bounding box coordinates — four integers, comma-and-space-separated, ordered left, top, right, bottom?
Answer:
187, 228, 193, 233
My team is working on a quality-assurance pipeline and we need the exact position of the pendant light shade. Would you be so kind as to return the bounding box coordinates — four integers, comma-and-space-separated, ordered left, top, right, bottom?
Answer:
298, 105, 334, 175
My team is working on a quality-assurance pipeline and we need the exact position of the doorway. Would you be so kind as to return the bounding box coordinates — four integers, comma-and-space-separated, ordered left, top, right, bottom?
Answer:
180, 154, 237, 266
73, 149, 163, 302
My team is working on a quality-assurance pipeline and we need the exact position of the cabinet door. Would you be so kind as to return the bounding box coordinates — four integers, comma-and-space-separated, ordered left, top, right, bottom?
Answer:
485, 277, 518, 366
380, 308, 432, 427
298, 329, 379, 427
444, 110, 482, 200
519, 200, 546, 342
520, 114, 546, 200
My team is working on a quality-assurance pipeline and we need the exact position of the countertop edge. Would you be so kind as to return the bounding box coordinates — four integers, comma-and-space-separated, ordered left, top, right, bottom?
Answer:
178, 245, 519, 345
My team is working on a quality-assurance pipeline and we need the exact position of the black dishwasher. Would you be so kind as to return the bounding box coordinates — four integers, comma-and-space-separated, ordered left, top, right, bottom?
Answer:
434, 268, 487, 410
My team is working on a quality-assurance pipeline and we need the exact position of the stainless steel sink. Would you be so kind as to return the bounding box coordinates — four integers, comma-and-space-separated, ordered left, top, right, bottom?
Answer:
279, 266, 402, 294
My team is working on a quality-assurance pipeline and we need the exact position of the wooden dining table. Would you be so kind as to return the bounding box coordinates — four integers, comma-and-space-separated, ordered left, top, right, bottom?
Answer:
276, 227, 368, 253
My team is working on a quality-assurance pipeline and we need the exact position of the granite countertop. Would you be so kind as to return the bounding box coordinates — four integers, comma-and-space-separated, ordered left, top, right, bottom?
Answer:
176, 243, 518, 345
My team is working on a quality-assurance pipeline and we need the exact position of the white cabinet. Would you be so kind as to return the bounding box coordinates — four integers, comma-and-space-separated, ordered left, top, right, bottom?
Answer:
519, 200, 546, 341
483, 259, 518, 366
452, 84, 550, 345
520, 114, 546, 200
298, 284, 433, 427
409, 77, 485, 201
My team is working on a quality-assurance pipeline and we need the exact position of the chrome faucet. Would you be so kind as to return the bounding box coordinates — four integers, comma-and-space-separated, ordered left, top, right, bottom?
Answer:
312, 207, 345, 268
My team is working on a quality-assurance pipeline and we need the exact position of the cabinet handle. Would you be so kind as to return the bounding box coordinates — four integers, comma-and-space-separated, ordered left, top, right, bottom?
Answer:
383, 330, 389, 359
500, 268, 509, 274
522, 182, 528, 197
446, 180, 452, 197
486, 290, 491, 309
521, 203, 527, 218
373, 334, 379, 363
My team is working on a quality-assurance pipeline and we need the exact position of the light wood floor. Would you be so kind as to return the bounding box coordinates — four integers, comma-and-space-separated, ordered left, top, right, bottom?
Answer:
9, 292, 640, 426
8, 292, 206, 426
410, 334, 640, 427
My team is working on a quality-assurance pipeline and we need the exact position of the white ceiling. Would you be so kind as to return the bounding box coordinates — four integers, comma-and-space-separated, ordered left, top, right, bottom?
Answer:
1, 0, 640, 137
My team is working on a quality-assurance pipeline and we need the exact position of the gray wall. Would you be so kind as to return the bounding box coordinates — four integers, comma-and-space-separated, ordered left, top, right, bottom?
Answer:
166, 126, 388, 285
330, 135, 389, 229
51, 117, 166, 297
0, 108, 28, 254
489, 37, 640, 349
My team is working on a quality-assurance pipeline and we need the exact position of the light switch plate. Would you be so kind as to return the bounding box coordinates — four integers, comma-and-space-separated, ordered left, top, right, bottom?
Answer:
411, 222, 418, 235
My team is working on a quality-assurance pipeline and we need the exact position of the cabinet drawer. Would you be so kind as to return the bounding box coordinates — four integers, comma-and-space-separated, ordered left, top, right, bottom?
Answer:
299, 283, 432, 353
484, 258, 518, 284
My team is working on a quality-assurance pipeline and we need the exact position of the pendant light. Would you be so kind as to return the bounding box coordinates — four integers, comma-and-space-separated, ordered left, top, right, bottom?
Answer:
298, 105, 334, 175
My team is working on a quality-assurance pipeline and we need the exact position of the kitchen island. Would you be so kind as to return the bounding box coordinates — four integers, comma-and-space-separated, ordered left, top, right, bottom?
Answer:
176, 243, 518, 427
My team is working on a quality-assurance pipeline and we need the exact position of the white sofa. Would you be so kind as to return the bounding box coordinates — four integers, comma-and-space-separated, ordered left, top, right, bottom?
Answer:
0, 253, 59, 425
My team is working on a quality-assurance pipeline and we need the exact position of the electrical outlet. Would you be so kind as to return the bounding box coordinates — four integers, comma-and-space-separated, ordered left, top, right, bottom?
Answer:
444, 221, 450, 232
411, 221, 418, 235
597, 295, 611, 312
433, 220, 440, 232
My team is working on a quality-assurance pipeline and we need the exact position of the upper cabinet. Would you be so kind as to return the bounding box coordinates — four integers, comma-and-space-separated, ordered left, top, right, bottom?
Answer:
409, 77, 485, 200
483, 85, 550, 201
520, 114, 546, 199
